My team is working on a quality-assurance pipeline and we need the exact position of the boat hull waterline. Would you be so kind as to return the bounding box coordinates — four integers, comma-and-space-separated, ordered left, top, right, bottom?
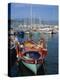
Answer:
22, 61, 41, 74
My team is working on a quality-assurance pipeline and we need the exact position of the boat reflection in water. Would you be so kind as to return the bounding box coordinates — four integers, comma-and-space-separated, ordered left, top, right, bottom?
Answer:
18, 61, 45, 76
10, 60, 45, 77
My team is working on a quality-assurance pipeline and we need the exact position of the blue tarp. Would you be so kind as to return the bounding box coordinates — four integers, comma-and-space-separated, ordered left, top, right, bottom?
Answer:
25, 51, 40, 59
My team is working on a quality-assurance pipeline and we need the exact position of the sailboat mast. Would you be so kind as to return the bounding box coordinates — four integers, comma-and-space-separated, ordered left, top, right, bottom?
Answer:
39, 17, 41, 26
31, 4, 32, 30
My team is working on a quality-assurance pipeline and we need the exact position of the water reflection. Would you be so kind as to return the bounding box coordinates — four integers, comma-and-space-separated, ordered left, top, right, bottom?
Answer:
10, 61, 45, 77
46, 33, 58, 74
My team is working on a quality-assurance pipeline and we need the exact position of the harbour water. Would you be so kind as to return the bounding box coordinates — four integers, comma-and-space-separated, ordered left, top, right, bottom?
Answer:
10, 32, 58, 77
45, 33, 58, 74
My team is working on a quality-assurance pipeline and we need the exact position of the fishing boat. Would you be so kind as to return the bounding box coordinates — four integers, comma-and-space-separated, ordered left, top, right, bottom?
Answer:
16, 40, 48, 74
15, 5, 47, 74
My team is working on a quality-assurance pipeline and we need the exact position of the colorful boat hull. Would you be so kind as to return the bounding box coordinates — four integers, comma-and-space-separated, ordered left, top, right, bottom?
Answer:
22, 61, 41, 74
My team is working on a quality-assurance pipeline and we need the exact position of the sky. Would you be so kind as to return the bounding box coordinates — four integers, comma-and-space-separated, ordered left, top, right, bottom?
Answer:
10, 3, 58, 22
